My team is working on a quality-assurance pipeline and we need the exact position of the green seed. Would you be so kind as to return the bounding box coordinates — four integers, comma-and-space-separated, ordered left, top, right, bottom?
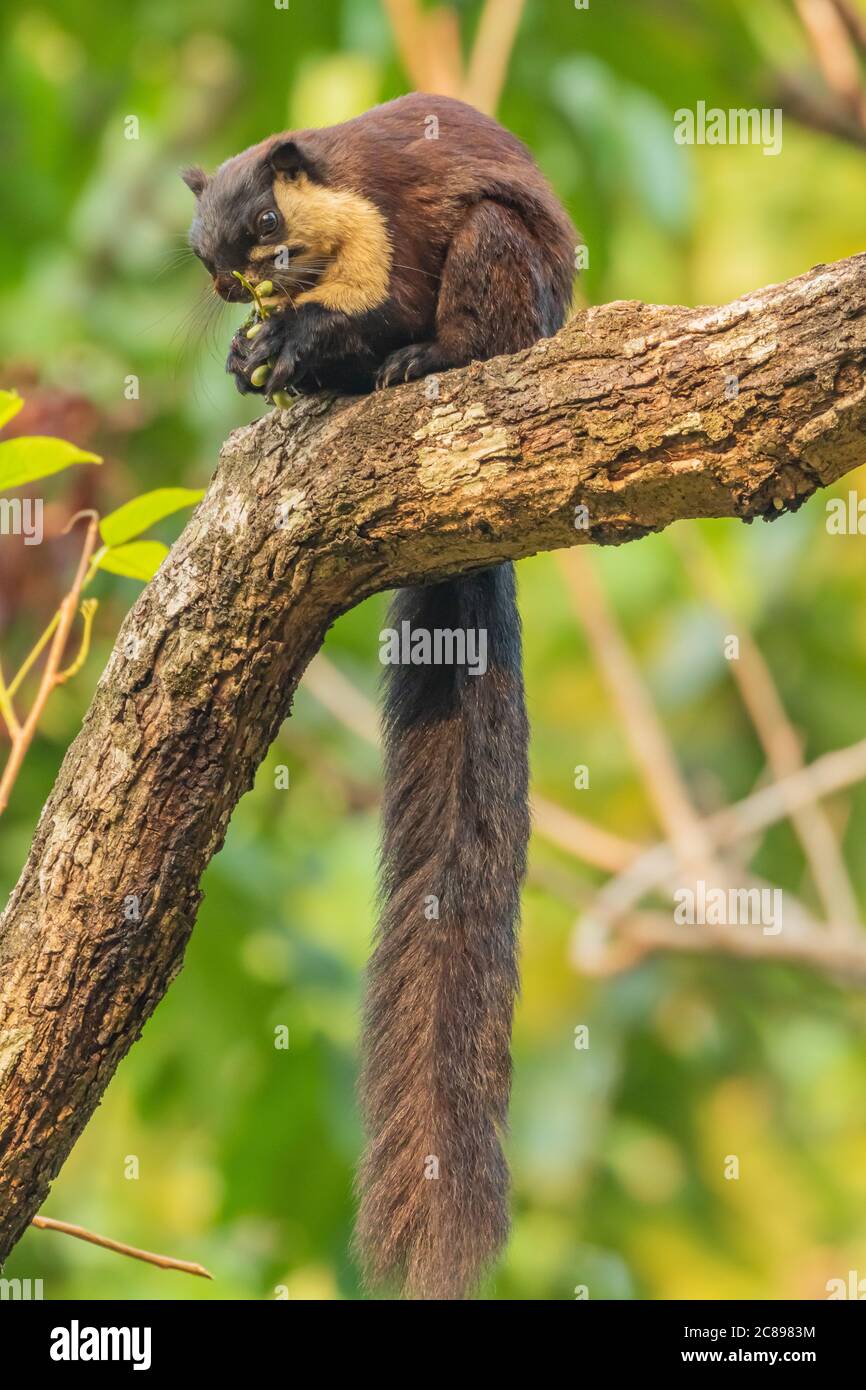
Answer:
250, 363, 271, 388
256, 280, 274, 297
246, 322, 263, 339
271, 390, 293, 410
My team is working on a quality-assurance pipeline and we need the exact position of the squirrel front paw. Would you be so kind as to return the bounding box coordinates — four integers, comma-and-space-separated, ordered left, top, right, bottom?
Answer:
244, 306, 319, 395
226, 326, 256, 395
226, 314, 291, 395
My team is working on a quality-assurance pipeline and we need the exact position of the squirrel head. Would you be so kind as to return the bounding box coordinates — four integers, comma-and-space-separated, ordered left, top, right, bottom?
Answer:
182, 139, 321, 305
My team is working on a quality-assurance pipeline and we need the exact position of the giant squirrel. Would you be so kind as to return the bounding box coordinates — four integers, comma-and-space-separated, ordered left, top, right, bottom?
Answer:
184, 92, 577, 1300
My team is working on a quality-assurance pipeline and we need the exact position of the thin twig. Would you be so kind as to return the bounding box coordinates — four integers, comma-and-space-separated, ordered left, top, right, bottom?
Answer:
0, 512, 100, 816
381, 0, 440, 92
464, 0, 527, 113
794, 0, 866, 133
575, 737, 866, 947
531, 796, 639, 874
557, 549, 718, 879
426, 5, 466, 98
6, 612, 61, 701
775, 72, 866, 147
833, 0, 866, 53
56, 600, 99, 686
304, 653, 379, 743
554, 549, 864, 973
0, 659, 21, 740
31, 1215, 212, 1280
671, 527, 860, 931
576, 907, 866, 984
383, 0, 525, 112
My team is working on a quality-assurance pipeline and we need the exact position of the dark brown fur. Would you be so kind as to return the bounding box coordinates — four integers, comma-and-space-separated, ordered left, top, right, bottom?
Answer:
186, 93, 575, 393
185, 94, 576, 1298
358, 568, 530, 1300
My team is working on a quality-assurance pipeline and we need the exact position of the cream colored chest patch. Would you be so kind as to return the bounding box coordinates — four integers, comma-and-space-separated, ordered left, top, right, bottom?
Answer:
271, 173, 392, 316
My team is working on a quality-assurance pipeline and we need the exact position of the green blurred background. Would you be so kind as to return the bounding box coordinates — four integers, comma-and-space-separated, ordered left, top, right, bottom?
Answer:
2, 0, 866, 1300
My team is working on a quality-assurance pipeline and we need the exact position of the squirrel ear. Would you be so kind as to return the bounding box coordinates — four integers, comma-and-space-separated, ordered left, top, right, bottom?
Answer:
181, 166, 208, 197
268, 139, 310, 179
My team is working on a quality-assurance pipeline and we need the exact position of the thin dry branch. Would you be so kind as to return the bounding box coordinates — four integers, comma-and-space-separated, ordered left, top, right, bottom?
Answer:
671, 527, 860, 928
776, 72, 866, 146
31, 1215, 212, 1280
383, 0, 526, 116
834, 0, 866, 53
577, 908, 866, 983
556, 542, 865, 982
557, 549, 718, 879
382, 0, 463, 96
304, 653, 379, 744
1, 254, 865, 1262
0, 513, 100, 816
464, 0, 527, 113
574, 736, 866, 952
795, 0, 866, 133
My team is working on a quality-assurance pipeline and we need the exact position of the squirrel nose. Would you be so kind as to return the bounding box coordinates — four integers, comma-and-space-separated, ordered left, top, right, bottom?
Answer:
213, 273, 246, 302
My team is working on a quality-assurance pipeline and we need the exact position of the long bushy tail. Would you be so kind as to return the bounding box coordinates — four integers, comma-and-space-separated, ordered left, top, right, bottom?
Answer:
356, 564, 529, 1300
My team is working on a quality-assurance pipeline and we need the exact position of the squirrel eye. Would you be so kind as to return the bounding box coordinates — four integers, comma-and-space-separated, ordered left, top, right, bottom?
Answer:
257, 209, 278, 236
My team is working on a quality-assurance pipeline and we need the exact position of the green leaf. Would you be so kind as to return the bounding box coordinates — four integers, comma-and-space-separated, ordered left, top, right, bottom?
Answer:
0, 390, 24, 431
0, 436, 101, 490
97, 541, 169, 582
100, 487, 204, 547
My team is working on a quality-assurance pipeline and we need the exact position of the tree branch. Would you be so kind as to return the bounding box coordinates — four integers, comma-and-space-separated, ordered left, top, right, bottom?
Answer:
1, 253, 865, 1262
30, 1215, 212, 1280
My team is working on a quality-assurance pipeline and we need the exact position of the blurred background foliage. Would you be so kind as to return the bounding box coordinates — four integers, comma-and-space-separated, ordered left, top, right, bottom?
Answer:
1, 0, 866, 1300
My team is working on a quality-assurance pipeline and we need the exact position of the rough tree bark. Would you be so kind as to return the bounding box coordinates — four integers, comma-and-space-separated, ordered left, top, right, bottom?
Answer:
1, 253, 865, 1261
